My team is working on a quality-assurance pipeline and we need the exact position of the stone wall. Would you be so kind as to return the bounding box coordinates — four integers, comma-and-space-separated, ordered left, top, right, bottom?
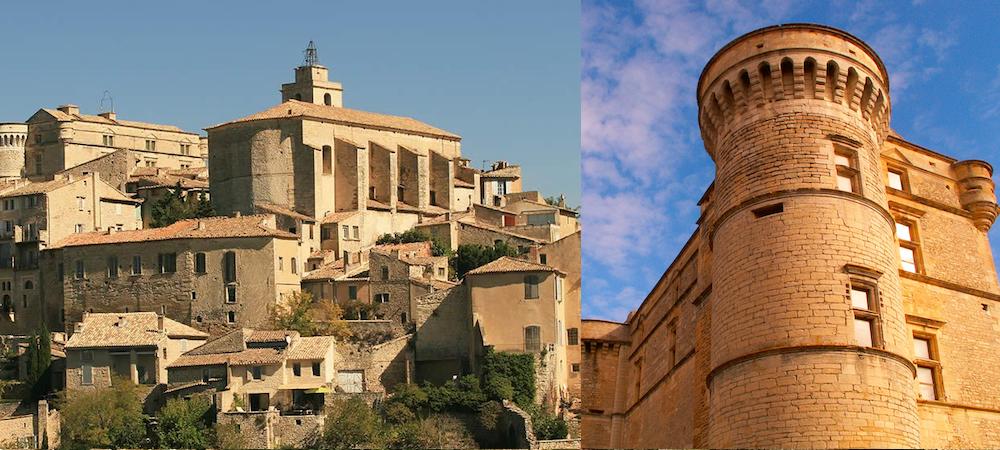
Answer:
335, 334, 412, 393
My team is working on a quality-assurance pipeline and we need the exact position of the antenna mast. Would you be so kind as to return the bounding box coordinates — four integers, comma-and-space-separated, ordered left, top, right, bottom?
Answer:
99, 90, 115, 113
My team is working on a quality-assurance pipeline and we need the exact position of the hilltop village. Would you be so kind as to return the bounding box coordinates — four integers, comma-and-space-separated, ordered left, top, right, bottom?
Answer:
0, 44, 581, 449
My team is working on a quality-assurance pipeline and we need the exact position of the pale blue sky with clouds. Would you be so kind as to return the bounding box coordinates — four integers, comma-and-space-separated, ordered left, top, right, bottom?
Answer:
0, 1, 580, 206
582, 0, 1000, 321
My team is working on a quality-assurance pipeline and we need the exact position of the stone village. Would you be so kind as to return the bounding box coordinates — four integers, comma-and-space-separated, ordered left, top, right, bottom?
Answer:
0, 43, 581, 449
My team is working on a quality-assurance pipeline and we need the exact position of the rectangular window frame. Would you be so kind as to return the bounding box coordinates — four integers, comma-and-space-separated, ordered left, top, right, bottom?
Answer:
834, 146, 862, 195
895, 219, 923, 274
913, 331, 944, 401
887, 167, 908, 192
524, 275, 540, 299
850, 280, 883, 349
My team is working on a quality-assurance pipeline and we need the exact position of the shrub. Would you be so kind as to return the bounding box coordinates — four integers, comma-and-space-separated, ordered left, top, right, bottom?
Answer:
482, 349, 535, 406
59, 377, 147, 450
526, 405, 568, 441
478, 401, 503, 432
453, 241, 520, 279
321, 397, 384, 449
383, 402, 416, 425
157, 396, 213, 449
214, 422, 247, 450
424, 375, 485, 413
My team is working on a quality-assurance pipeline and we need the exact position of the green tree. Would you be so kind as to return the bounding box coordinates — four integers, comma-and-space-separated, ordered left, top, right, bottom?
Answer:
269, 291, 351, 339
24, 324, 51, 399
376, 229, 450, 257
525, 404, 568, 440
320, 397, 384, 450
482, 349, 535, 406
150, 182, 213, 228
59, 377, 147, 450
213, 422, 248, 450
453, 241, 520, 279
157, 396, 213, 449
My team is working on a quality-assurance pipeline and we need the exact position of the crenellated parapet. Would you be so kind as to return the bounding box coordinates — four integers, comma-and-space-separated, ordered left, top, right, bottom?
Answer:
697, 24, 891, 159
0, 123, 27, 179
952, 159, 999, 231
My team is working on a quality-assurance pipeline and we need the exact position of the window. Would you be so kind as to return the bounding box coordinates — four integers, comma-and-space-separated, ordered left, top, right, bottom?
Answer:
524, 275, 540, 299
195, 253, 206, 273
312, 362, 321, 376
430, 191, 437, 205
278, 257, 284, 271
227, 310, 236, 323
251, 366, 262, 380
437, 267, 445, 277
321, 227, 330, 240
567, 328, 579, 345
888, 169, 906, 191
342, 225, 349, 239
107, 256, 118, 278
375, 293, 389, 303
348, 285, 358, 300
322, 146, 332, 175
572, 363, 581, 372
131, 255, 142, 275
352, 226, 359, 240
34, 154, 42, 175
381, 266, 389, 280
324, 93, 332, 106
103, 135, 114, 147
226, 285, 237, 303
158, 253, 177, 273
540, 254, 547, 265
834, 147, 860, 193
291, 258, 297, 274
74, 260, 85, 280
223, 251, 236, 282
74, 224, 84, 234
896, 220, 921, 273
556, 277, 564, 301
850, 282, 881, 348
293, 363, 301, 377
145, 139, 156, 151
913, 335, 942, 400
524, 326, 541, 352
180, 144, 191, 155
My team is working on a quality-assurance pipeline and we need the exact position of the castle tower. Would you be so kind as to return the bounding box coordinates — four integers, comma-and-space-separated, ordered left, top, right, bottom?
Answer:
697, 24, 919, 447
0, 123, 27, 179
280, 41, 344, 107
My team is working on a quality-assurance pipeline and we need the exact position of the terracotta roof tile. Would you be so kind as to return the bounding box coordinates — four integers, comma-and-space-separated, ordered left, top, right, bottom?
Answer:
302, 259, 347, 281
321, 210, 359, 224
367, 199, 392, 211
51, 214, 297, 248
131, 174, 209, 190
255, 203, 315, 222
207, 100, 460, 140
466, 256, 565, 276
0, 179, 73, 197
247, 330, 297, 344
453, 178, 475, 188
480, 165, 520, 179
65, 312, 207, 349
374, 241, 432, 257
41, 108, 197, 134
286, 336, 335, 360
228, 348, 285, 366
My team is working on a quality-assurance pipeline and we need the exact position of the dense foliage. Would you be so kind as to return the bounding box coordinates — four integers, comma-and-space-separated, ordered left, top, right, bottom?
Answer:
375, 229, 450, 257
59, 378, 148, 450
269, 291, 351, 339
156, 396, 213, 449
24, 324, 51, 399
320, 397, 383, 449
149, 183, 213, 228
453, 241, 520, 279
482, 348, 536, 406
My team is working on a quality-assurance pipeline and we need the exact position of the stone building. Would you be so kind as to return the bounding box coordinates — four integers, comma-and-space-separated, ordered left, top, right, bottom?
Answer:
0, 123, 28, 180
467, 256, 571, 411
206, 46, 493, 266
39, 214, 301, 335
24, 105, 205, 179
63, 312, 208, 391
0, 173, 142, 335
582, 24, 1000, 448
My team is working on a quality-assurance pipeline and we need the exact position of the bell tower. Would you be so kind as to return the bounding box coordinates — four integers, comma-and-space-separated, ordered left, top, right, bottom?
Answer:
280, 41, 344, 107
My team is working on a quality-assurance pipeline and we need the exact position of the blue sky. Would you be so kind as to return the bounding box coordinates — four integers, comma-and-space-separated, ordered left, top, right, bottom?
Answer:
582, 0, 1000, 321
0, 1, 580, 206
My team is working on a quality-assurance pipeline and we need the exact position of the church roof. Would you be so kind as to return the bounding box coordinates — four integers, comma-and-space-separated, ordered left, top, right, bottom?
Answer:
207, 100, 461, 141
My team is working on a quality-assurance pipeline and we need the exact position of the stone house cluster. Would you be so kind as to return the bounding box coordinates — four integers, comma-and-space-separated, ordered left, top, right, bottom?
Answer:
0, 43, 581, 447
582, 24, 1000, 449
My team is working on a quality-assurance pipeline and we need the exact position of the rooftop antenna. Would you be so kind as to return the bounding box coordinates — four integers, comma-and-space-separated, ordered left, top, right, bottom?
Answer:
99, 90, 115, 113
303, 41, 320, 67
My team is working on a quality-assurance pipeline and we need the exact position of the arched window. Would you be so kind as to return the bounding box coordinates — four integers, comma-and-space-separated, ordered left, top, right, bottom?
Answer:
780, 58, 794, 97
758, 62, 774, 101
23, 280, 33, 290
324, 93, 332, 106
825, 61, 839, 102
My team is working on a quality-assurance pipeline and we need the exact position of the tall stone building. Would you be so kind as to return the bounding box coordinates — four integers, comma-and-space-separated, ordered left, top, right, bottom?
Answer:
207, 45, 475, 262
582, 24, 1000, 448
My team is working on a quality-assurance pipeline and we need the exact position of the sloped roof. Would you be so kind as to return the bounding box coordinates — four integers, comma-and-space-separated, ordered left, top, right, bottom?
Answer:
37, 108, 196, 134
374, 241, 432, 257
255, 203, 315, 222
207, 100, 460, 140
453, 178, 475, 188
169, 328, 294, 368
131, 174, 209, 190
51, 214, 296, 248
247, 330, 297, 344
0, 178, 72, 197
321, 210, 359, 224
302, 259, 347, 281
65, 312, 207, 349
285, 336, 335, 360
481, 165, 521, 179
466, 256, 565, 276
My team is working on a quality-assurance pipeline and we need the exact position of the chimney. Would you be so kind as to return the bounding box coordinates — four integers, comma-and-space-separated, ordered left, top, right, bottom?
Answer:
98, 111, 117, 121
234, 211, 241, 218
157, 313, 164, 332
57, 104, 80, 116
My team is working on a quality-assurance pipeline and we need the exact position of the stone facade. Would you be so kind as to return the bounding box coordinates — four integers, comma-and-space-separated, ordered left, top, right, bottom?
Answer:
23, 105, 205, 179
582, 24, 1000, 449
0, 123, 27, 180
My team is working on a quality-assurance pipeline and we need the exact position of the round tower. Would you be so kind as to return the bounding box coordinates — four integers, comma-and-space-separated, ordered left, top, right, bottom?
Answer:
0, 123, 27, 180
698, 24, 919, 447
